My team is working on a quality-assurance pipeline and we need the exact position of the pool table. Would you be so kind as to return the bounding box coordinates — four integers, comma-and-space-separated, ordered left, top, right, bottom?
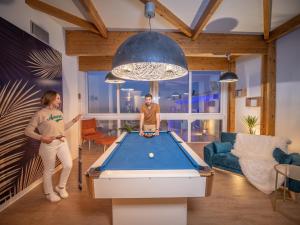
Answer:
86, 131, 214, 225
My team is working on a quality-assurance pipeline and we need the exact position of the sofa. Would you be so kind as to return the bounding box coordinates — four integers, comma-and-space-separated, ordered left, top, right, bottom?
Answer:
204, 132, 300, 193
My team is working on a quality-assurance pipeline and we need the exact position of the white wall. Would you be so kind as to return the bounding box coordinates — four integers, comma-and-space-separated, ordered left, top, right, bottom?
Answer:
234, 30, 300, 152
0, 0, 80, 158
62, 56, 81, 158
235, 55, 262, 134
276, 28, 300, 152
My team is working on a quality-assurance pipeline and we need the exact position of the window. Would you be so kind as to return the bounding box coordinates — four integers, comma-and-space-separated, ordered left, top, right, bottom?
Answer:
191, 120, 222, 142
85, 71, 225, 143
120, 81, 150, 113
192, 71, 221, 113
158, 76, 189, 113
87, 71, 117, 113
96, 120, 118, 136
160, 120, 188, 141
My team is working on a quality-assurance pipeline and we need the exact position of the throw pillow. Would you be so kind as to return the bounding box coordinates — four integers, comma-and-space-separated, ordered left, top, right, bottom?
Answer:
214, 142, 233, 154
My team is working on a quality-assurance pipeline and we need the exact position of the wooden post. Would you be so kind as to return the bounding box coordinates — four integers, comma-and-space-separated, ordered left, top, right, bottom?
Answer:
261, 42, 276, 135
260, 55, 267, 135
227, 61, 236, 132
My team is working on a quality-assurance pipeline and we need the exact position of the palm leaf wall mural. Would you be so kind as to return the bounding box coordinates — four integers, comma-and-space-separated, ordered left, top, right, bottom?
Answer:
0, 80, 41, 203
0, 81, 41, 153
27, 49, 62, 79
14, 155, 61, 196
0, 18, 63, 206
14, 155, 43, 194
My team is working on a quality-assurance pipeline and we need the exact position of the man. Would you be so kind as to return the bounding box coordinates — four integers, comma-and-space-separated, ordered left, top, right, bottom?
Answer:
139, 93, 160, 136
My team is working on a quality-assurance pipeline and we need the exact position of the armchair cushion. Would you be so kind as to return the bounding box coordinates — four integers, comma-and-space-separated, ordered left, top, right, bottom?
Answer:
82, 128, 96, 136
212, 153, 242, 174
290, 153, 300, 165
214, 142, 233, 154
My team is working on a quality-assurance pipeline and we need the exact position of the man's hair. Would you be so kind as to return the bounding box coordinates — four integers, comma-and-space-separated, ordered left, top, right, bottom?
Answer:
41, 90, 59, 106
145, 93, 152, 99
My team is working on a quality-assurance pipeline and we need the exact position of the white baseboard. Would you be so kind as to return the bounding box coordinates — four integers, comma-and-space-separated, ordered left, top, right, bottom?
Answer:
0, 165, 63, 213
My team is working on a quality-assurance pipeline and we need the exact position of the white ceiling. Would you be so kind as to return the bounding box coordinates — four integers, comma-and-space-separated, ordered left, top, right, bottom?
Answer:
271, 0, 300, 30
43, 0, 300, 34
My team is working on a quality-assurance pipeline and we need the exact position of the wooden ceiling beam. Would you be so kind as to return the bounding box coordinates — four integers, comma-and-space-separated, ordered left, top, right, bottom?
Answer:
139, 0, 192, 37
267, 14, 300, 42
78, 56, 230, 71
192, 0, 223, 40
25, 0, 99, 34
79, 0, 108, 38
263, 0, 271, 40
66, 30, 267, 56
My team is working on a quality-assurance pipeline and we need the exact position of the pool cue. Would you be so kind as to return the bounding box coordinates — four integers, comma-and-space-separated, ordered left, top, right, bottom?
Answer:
78, 93, 83, 191
78, 145, 82, 191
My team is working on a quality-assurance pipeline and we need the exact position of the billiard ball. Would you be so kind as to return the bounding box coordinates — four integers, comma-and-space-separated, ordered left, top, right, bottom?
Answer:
149, 152, 154, 158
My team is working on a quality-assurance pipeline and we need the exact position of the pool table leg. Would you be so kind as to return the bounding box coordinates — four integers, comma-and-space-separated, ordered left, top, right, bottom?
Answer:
112, 198, 187, 225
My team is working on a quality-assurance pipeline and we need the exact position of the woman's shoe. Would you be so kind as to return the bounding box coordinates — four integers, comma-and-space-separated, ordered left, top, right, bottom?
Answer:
55, 186, 69, 199
46, 192, 61, 202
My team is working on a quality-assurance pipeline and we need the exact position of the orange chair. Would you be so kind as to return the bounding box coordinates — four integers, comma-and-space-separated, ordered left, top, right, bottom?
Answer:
81, 118, 105, 150
95, 136, 117, 152
81, 118, 117, 151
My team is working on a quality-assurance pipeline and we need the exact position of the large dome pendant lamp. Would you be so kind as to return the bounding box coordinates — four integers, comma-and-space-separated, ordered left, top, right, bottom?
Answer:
219, 54, 239, 82
111, 1, 188, 81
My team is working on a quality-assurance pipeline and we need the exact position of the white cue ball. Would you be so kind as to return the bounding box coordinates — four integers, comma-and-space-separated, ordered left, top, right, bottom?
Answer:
149, 152, 154, 158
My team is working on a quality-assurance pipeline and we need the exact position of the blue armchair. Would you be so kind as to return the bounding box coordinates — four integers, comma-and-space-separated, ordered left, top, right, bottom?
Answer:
204, 132, 300, 193
204, 132, 242, 174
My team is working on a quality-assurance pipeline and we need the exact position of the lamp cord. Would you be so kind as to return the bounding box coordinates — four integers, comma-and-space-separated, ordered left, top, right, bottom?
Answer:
148, 17, 152, 32
227, 53, 231, 72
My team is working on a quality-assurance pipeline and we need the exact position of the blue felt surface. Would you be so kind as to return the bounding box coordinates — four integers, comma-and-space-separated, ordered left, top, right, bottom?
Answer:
97, 131, 202, 171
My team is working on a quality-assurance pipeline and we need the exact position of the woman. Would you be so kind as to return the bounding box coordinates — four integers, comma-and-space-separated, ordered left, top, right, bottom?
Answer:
25, 90, 81, 202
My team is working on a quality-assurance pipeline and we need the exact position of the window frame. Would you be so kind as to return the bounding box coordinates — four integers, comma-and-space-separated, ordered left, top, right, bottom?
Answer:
80, 71, 227, 142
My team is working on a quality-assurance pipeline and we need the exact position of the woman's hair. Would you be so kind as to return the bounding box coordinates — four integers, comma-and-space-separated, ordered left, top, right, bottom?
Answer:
41, 90, 59, 106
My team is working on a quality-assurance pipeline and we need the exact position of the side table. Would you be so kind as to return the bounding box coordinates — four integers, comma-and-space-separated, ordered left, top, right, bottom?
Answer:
273, 164, 300, 210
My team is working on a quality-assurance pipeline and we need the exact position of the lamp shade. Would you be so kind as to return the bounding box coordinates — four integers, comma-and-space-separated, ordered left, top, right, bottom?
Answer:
111, 31, 188, 81
105, 72, 125, 84
219, 72, 238, 83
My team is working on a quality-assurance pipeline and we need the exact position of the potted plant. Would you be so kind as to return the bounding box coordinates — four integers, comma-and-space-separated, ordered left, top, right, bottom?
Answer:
243, 115, 259, 134
119, 123, 139, 133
